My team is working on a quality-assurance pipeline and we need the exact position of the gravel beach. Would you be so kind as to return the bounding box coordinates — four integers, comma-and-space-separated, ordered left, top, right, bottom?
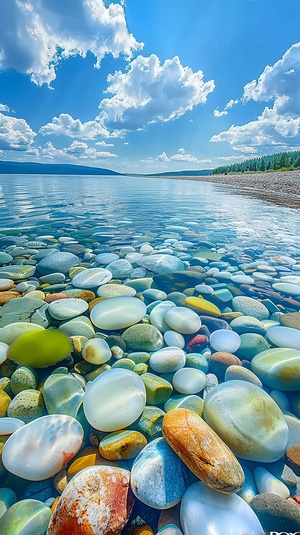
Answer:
158, 170, 300, 209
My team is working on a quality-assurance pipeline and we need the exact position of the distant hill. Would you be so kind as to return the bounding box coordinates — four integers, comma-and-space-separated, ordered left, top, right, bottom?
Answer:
147, 169, 213, 177
0, 161, 120, 175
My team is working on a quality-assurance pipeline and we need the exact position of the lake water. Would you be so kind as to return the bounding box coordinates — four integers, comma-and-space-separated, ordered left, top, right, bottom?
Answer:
0, 174, 300, 257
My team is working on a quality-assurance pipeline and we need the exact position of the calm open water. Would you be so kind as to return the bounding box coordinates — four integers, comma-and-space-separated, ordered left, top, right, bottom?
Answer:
0, 174, 300, 256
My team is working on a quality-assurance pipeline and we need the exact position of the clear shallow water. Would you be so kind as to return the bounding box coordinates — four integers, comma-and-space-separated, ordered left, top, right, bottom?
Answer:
0, 174, 300, 256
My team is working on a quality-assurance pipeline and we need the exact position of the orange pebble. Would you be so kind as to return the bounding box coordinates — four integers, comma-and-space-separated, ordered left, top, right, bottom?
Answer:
0, 291, 20, 305
45, 293, 68, 303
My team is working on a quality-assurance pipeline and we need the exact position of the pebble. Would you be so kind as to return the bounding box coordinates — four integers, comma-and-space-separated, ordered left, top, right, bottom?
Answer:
7, 389, 45, 422
164, 394, 204, 416
164, 307, 201, 334
149, 347, 186, 373
209, 329, 241, 353
251, 348, 300, 390
209, 352, 241, 380
37, 251, 79, 275
97, 282, 136, 297
48, 297, 88, 320
2, 415, 83, 480
163, 408, 244, 493
163, 330, 185, 349
250, 493, 300, 532
0, 417, 25, 435
0, 278, 14, 290
232, 296, 269, 320
71, 267, 112, 288
172, 367, 206, 394
137, 254, 185, 274
267, 325, 300, 350
230, 315, 266, 335
204, 380, 289, 462
254, 466, 290, 498
180, 482, 263, 535
131, 437, 188, 509
99, 430, 147, 460
122, 324, 164, 351
47, 466, 134, 535
82, 337, 111, 365
185, 296, 221, 316
83, 368, 146, 431
90, 296, 146, 330
225, 364, 262, 386
43, 373, 85, 418
0, 499, 52, 534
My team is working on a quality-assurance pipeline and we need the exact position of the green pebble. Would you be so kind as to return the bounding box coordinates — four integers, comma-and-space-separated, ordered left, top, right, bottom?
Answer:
122, 324, 164, 352
167, 292, 189, 306
0, 499, 51, 535
186, 353, 209, 373
59, 316, 95, 339
112, 358, 135, 370
141, 372, 173, 405
236, 333, 270, 361
133, 363, 148, 375
130, 406, 166, 437
125, 278, 153, 292
10, 367, 37, 395
7, 389, 45, 423
8, 329, 72, 368
126, 352, 150, 364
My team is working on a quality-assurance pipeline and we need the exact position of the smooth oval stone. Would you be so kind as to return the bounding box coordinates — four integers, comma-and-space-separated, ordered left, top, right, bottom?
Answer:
164, 307, 201, 335
0, 278, 14, 290
186, 352, 209, 373
143, 289, 167, 301
122, 324, 164, 352
164, 330, 185, 349
107, 259, 133, 279
0, 417, 25, 435
136, 254, 185, 274
149, 301, 176, 333
231, 274, 254, 284
0, 322, 44, 345
0, 265, 36, 280
230, 315, 266, 335
82, 338, 111, 365
185, 296, 221, 317
172, 368, 206, 394
2, 415, 83, 480
47, 466, 134, 535
10, 366, 37, 394
254, 467, 290, 498
131, 437, 188, 509
150, 347, 186, 374
72, 267, 112, 288
232, 296, 269, 320
225, 365, 262, 387
209, 329, 241, 353
251, 348, 300, 391
95, 252, 119, 264
204, 380, 288, 462
236, 332, 270, 361
43, 373, 85, 417
164, 394, 204, 416
97, 283, 136, 298
90, 296, 146, 330
83, 369, 146, 431
37, 251, 79, 275
8, 329, 72, 368
59, 316, 95, 339
163, 409, 244, 494
180, 482, 263, 535
99, 430, 147, 460
48, 298, 88, 320
250, 492, 300, 533
273, 282, 300, 296
0, 499, 52, 535
267, 325, 300, 350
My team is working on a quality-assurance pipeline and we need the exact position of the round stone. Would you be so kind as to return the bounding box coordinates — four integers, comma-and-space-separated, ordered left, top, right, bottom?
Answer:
172, 368, 206, 394
250, 493, 300, 533
99, 430, 147, 460
225, 365, 262, 387
107, 259, 133, 279
136, 254, 185, 274
82, 338, 111, 365
230, 315, 266, 335
209, 329, 241, 353
204, 380, 289, 462
43, 373, 85, 418
90, 296, 146, 330
231, 274, 254, 284
83, 368, 146, 431
267, 326, 300, 350
131, 437, 188, 509
97, 283, 136, 298
0, 417, 25, 435
251, 348, 300, 391
209, 352, 241, 381
149, 301, 176, 333
72, 268, 112, 288
164, 330, 185, 349
150, 347, 186, 374
95, 252, 119, 264
232, 296, 269, 320
7, 389, 45, 423
48, 298, 88, 320
272, 282, 300, 296
164, 307, 201, 334
180, 482, 263, 535
0, 278, 14, 290
122, 324, 164, 352
2, 415, 83, 480
10, 366, 37, 395
37, 251, 79, 275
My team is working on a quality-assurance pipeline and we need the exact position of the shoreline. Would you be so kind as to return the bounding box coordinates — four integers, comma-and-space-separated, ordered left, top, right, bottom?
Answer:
155, 169, 300, 209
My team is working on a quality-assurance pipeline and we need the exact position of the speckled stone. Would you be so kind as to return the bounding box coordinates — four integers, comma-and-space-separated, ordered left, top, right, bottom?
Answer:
7, 389, 45, 423
37, 252, 79, 275
232, 296, 269, 320
122, 324, 164, 352
10, 366, 37, 395
131, 437, 188, 509
279, 311, 300, 330
250, 493, 300, 532
97, 283, 136, 298
99, 430, 147, 460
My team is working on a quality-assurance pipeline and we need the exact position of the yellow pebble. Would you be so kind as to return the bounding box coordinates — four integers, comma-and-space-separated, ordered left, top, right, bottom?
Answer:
128, 526, 154, 535
54, 468, 68, 494
0, 390, 11, 417
51, 496, 60, 513
185, 296, 221, 317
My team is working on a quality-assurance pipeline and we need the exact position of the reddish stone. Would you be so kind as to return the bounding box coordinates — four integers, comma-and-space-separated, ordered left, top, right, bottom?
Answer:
45, 293, 68, 303
209, 351, 242, 381
187, 334, 208, 352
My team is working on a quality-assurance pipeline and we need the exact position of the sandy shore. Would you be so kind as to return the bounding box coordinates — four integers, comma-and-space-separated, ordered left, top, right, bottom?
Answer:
158, 169, 300, 209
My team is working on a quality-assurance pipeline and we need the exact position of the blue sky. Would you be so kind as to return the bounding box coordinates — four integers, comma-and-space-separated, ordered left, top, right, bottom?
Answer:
0, 0, 299, 173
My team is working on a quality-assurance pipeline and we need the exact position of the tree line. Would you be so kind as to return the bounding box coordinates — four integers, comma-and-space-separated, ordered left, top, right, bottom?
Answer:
213, 150, 300, 175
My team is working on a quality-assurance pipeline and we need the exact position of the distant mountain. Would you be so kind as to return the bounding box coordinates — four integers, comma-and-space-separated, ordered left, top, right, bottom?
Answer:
0, 161, 120, 175
147, 169, 213, 177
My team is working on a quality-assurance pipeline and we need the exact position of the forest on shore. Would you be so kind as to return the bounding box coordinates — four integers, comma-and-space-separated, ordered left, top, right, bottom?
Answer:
213, 150, 300, 175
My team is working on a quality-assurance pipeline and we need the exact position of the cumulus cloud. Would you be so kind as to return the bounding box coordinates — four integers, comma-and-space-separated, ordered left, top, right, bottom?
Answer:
0, 104, 10, 112
39, 113, 113, 139
0, 0, 143, 86
225, 99, 239, 110
157, 148, 211, 165
214, 109, 228, 117
0, 112, 36, 150
212, 42, 300, 151
95, 141, 114, 147
40, 140, 117, 160
98, 54, 215, 132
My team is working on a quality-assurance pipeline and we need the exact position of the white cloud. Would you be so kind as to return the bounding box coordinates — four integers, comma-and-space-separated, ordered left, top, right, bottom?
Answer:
40, 140, 117, 160
124, 142, 129, 145
95, 141, 114, 147
225, 99, 239, 110
98, 54, 215, 132
214, 109, 228, 117
0, 104, 10, 112
0, 0, 143, 86
39, 113, 113, 139
211, 42, 300, 151
217, 155, 246, 161
157, 148, 211, 165
0, 112, 36, 150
